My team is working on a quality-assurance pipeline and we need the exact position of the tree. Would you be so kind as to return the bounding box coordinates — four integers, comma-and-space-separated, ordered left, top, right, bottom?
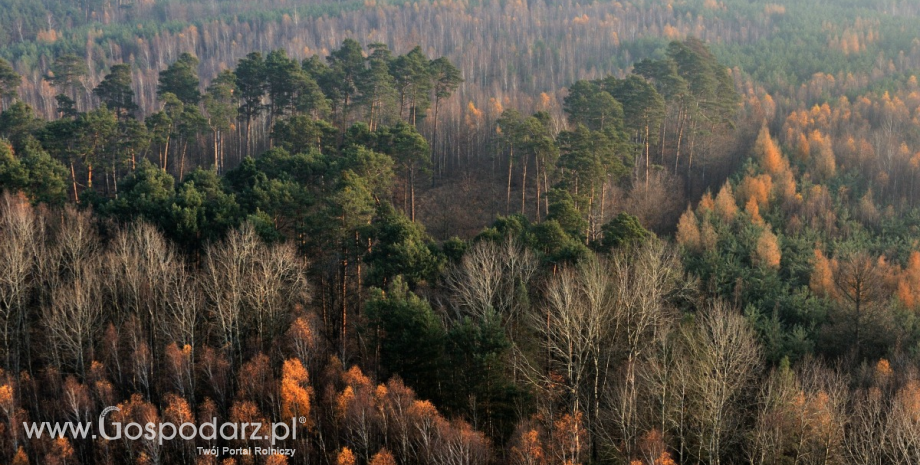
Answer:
168, 167, 241, 250
753, 227, 782, 270
684, 300, 761, 465
325, 39, 366, 132
753, 125, 786, 176
363, 202, 441, 288
280, 358, 312, 426
0, 138, 68, 205
73, 106, 118, 191
145, 109, 173, 172
391, 46, 433, 125
597, 213, 651, 251
605, 75, 665, 190
235, 52, 266, 157
364, 276, 446, 401
44, 209, 102, 376
242, 238, 307, 350
93, 64, 137, 119
203, 70, 238, 173
429, 56, 462, 173
265, 49, 301, 122
302, 55, 333, 119
497, 109, 526, 215
564, 80, 624, 133
0, 102, 42, 148
358, 43, 398, 131
0, 59, 19, 112
831, 251, 887, 360
271, 115, 334, 155
158, 53, 201, 105
0, 193, 37, 374
555, 125, 625, 240
201, 224, 259, 362
377, 121, 430, 220
46, 54, 88, 116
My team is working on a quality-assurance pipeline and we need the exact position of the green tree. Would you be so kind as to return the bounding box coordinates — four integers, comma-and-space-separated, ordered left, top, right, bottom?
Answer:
358, 43, 398, 131
46, 54, 88, 117
564, 80, 623, 132
546, 189, 589, 241
74, 106, 118, 191
299, 55, 334, 120
94, 63, 137, 119
444, 312, 522, 442
555, 125, 625, 238
145, 109, 173, 171
112, 117, 149, 190
174, 102, 208, 180
103, 158, 175, 222
203, 70, 239, 173
596, 212, 651, 251
0, 101, 42, 148
363, 202, 442, 288
364, 276, 446, 401
375, 121, 429, 220
391, 46, 432, 125
605, 75, 665, 189
36, 117, 82, 200
265, 49, 301, 122
324, 39, 366, 132
428, 56, 462, 160
271, 115, 335, 155
168, 168, 242, 250
158, 52, 201, 105
235, 52, 266, 157
0, 140, 28, 192
0, 58, 20, 111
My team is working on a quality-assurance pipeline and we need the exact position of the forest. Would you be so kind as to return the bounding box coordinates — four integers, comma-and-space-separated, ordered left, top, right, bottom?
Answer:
4, 0, 920, 464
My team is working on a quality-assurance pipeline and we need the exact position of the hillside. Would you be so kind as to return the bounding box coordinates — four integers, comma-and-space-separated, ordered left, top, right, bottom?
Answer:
3, 1, 920, 464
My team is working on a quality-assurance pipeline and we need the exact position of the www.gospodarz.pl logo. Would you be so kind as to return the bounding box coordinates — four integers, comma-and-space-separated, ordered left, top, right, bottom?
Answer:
24, 406, 306, 457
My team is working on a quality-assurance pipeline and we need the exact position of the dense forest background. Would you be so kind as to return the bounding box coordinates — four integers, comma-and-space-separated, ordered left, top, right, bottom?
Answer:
4, 0, 920, 464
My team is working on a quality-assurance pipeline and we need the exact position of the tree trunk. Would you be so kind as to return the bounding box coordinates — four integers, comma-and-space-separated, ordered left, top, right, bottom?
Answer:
521, 153, 528, 216
535, 158, 542, 221
410, 166, 417, 222
71, 162, 80, 202
163, 134, 171, 172
675, 107, 685, 175
506, 145, 513, 215
645, 121, 651, 192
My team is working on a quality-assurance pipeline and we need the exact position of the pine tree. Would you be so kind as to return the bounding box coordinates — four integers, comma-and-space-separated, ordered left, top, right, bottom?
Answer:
158, 53, 201, 105
0, 59, 19, 112
94, 64, 137, 119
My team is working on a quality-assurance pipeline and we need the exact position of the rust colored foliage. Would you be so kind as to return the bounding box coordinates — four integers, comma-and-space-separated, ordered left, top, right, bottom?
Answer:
280, 358, 312, 427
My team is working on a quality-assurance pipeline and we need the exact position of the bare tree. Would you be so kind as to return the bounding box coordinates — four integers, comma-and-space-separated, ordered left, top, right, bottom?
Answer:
53, 205, 98, 283
846, 386, 888, 465
44, 260, 102, 376
888, 379, 920, 464
833, 251, 886, 360
446, 238, 536, 324
603, 242, 683, 459
747, 365, 797, 465
794, 359, 849, 465
244, 241, 308, 353
161, 266, 201, 350
530, 255, 613, 461
640, 321, 695, 463
201, 224, 258, 362
108, 223, 177, 324
685, 300, 761, 465
0, 193, 38, 373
